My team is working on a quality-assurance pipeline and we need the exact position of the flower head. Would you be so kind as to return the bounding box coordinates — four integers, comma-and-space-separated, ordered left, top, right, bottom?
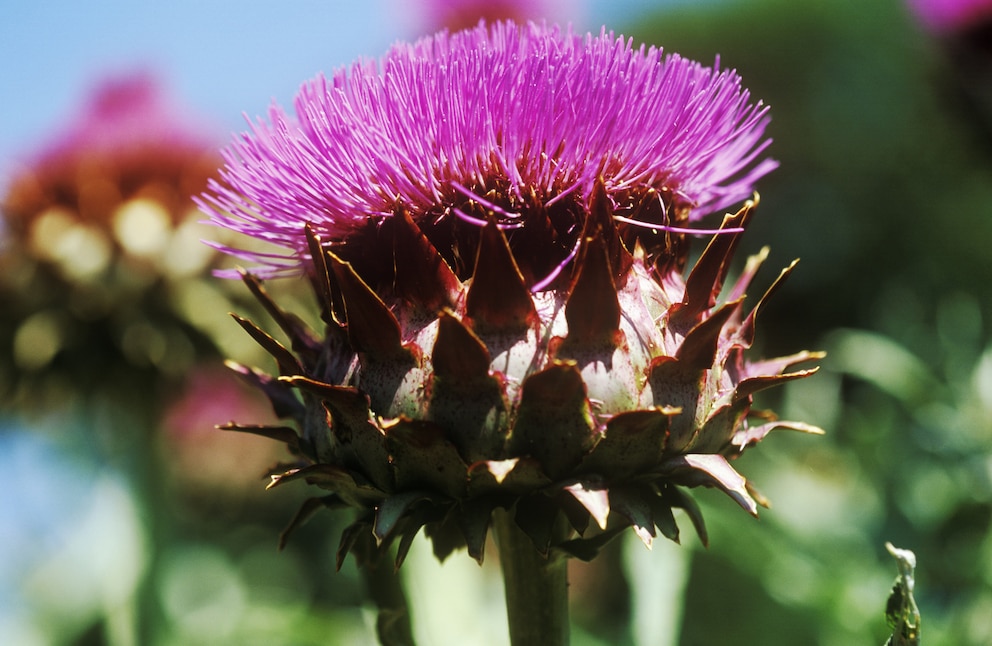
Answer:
202, 21, 776, 281
205, 21, 820, 566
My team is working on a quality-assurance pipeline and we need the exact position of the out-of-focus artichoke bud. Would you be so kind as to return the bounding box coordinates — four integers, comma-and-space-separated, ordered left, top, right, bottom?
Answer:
0, 72, 246, 408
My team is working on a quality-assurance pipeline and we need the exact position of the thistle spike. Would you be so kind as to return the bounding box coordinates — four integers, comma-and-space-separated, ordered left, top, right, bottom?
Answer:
199, 22, 823, 582
739, 258, 800, 347
432, 310, 492, 381
465, 220, 537, 332
230, 313, 303, 376
217, 422, 301, 452
326, 251, 407, 359
563, 481, 611, 531
584, 180, 633, 281
305, 224, 343, 325
391, 203, 460, 312
240, 271, 321, 359
383, 418, 469, 499
672, 199, 754, 331
675, 299, 744, 372
663, 453, 758, 516
733, 367, 821, 404
564, 234, 621, 347
281, 375, 394, 489
278, 496, 343, 551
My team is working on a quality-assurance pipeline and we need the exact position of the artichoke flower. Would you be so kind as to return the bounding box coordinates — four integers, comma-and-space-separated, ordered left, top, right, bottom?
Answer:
202, 21, 822, 578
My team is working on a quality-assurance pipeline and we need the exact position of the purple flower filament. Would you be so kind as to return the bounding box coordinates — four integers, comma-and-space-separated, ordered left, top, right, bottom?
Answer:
200, 21, 776, 283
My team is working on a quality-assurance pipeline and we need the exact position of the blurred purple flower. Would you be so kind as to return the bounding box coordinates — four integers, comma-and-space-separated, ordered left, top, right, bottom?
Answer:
907, 0, 992, 33
0, 71, 229, 405
411, 0, 579, 33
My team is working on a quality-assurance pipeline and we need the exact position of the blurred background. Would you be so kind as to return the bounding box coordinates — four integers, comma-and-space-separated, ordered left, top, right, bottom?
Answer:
2, 0, 991, 644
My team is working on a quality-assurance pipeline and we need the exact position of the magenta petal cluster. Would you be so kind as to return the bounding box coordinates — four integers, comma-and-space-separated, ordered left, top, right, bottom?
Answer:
201, 21, 776, 277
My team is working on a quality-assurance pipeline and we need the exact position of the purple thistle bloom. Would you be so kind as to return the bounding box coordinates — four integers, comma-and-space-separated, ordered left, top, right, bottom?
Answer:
203, 23, 823, 624
201, 21, 776, 279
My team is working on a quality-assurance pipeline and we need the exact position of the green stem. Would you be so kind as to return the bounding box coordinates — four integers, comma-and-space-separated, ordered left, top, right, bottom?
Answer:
493, 509, 570, 646
363, 554, 417, 646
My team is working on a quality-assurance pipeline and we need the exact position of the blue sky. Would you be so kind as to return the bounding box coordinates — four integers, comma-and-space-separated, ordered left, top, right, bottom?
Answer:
0, 0, 670, 174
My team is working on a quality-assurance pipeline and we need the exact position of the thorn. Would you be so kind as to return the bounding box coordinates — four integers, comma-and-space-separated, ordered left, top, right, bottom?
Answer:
391, 204, 460, 312
672, 201, 754, 331
325, 251, 407, 359
465, 221, 536, 332
564, 234, 621, 346
432, 310, 492, 381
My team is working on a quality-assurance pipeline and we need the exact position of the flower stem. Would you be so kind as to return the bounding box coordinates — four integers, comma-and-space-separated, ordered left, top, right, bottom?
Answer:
362, 553, 417, 646
493, 509, 570, 646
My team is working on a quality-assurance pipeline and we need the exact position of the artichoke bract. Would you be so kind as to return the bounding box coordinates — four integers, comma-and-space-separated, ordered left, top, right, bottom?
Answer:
201, 21, 822, 567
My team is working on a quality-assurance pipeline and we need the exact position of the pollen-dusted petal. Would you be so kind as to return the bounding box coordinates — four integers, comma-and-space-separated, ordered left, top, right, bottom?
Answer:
510, 362, 594, 480
690, 400, 749, 454
391, 204, 460, 312
675, 298, 743, 373
325, 251, 407, 360
465, 221, 537, 332
467, 457, 553, 497
645, 357, 706, 454
647, 301, 741, 452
